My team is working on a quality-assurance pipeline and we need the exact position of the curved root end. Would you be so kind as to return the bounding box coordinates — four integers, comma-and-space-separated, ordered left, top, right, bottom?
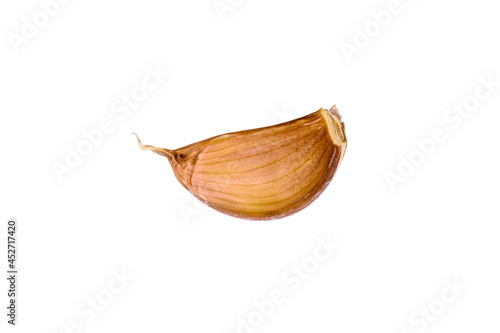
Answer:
132, 132, 175, 160
329, 105, 342, 121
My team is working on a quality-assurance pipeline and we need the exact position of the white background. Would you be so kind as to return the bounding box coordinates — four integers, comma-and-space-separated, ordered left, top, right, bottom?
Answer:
1, 0, 499, 332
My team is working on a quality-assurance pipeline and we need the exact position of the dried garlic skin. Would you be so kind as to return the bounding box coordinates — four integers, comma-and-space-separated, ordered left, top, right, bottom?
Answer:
134, 105, 347, 220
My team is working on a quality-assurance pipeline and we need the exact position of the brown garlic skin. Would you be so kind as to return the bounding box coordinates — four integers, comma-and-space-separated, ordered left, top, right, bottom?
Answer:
134, 105, 347, 220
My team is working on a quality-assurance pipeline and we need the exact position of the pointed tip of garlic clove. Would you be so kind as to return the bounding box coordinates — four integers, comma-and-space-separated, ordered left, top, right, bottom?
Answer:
132, 132, 147, 150
132, 132, 175, 160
